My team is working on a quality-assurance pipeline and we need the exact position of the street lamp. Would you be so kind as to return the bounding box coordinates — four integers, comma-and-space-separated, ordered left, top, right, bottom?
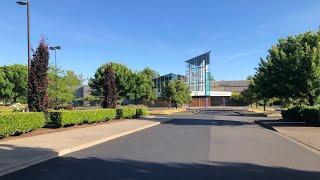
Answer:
16, 0, 30, 73
49, 46, 62, 109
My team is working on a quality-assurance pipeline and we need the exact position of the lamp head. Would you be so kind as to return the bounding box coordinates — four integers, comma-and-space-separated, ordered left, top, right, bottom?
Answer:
50, 46, 62, 50
16, 1, 27, 5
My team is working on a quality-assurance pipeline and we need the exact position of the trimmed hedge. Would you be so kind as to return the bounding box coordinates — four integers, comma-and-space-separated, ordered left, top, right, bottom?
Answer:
50, 109, 116, 127
0, 112, 46, 138
282, 106, 320, 126
136, 107, 149, 117
117, 107, 137, 119
281, 106, 303, 121
302, 106, 320, 126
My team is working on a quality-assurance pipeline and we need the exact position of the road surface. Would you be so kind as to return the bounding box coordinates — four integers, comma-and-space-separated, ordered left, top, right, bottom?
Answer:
2, 110, 320, 179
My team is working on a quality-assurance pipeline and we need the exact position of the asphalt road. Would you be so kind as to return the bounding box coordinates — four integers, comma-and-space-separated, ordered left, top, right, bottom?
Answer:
2, 110, 320, 180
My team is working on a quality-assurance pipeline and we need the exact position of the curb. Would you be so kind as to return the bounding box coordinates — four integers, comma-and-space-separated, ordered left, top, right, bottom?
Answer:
235, 111, 267, 117
0, 118, 172, 177
254, 120, 277, 131
255, 120, 320, 156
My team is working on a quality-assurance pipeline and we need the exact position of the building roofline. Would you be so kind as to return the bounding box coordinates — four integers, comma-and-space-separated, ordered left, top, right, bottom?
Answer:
154, 73, 185, 79
185, 51, 211, 63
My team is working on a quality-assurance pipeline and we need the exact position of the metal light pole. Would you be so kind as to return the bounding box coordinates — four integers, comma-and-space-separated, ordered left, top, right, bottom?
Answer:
16, 0, 30, 73
49, 46, 61, 109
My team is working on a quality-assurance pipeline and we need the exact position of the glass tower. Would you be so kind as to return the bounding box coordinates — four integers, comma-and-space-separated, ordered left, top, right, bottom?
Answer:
186, 51, 211, 105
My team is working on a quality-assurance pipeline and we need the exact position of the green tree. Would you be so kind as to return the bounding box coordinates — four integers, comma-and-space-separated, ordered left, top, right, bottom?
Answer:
89, 62, 133, 100
241, 78, 257, 108
83, 95, 100, 105
253, 58, 273, 111
0, 68, 14, 103
0, 64, 28, 103
89, 63, 158, 104
4, 64, 28, 103
102, 65, 118, 108
62, 70, 82, 102
253, 29, 320, 106
48, 66, 82, 106
229, 92, 247, 106
161, 79, 191, 108
128, 69, 156, 104
141, 67, 159, 79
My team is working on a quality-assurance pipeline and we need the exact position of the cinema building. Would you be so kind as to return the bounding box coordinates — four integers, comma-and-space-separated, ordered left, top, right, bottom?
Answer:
185, 51, 231, 107
154, 51, 238, 107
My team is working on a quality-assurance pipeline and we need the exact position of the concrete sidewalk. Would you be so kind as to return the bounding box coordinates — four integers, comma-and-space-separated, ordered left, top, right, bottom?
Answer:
0, 117, 170, 176
256, 120, 320, 155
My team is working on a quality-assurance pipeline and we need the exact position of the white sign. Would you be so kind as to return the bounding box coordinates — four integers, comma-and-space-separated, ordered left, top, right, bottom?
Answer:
191, 91, 232, 97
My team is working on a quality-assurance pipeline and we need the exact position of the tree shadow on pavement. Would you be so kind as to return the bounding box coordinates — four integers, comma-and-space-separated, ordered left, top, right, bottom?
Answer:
257, 119, 311, 127
255, 119, 313, 131
165, 118, 254, 127
2, 157, 320, 180
197, 110, 242, 116
0, 144, 58, 176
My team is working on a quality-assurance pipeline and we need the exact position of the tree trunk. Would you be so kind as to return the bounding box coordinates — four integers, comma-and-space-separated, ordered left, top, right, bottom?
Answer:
263, 99, 266, 111
13, 96, 18, 103
308, 96, 315, 106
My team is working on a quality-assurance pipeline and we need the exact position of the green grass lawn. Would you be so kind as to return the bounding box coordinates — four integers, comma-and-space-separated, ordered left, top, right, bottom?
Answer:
0, 106, 12, 113
0, 104, 27, 113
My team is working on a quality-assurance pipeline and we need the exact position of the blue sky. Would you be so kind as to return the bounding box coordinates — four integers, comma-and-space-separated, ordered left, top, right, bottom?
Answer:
1, 0, 320, 83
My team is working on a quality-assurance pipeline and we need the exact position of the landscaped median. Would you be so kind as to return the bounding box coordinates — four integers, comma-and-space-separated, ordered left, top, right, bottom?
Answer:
49, 109, 117, 127
0, 106, 150, 139
281, 106, 320, 126
0, 112, 46, 138
148, 107, 186, 115
117, 106, 149, 119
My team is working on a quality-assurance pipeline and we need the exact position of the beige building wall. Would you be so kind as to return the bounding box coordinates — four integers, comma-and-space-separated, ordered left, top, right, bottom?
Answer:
211, 80, 249, 94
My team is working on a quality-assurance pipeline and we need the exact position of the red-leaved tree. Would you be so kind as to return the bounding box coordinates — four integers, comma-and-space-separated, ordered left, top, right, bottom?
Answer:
28, 39, 49, 112
101, 64, 118, 108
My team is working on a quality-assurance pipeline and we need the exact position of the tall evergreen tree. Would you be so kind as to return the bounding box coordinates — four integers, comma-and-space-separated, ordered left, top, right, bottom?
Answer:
102, 64, 118, 108
28, 39, 49, 112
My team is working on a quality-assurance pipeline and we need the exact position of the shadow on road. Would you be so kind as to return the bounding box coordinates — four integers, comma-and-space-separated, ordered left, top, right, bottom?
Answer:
235, 110, 268, 117
3, 157, 320, 180
197, 110, 242, 116
165, 118, 254, 127
0, 144, 58, 177
256, 119, 311, 127
255, 119, 313, 131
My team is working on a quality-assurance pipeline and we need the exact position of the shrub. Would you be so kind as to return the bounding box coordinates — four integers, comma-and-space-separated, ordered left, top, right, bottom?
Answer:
117, 107, 137, 119
86, 109, 116, 123
302, 106, 320, 126
0, 112, 45, 138
281, 106, 303, 121
228, 93, 247, 106
281, 105, 320, 126
55, 104, 73, 110
136, 107, 149, 117
50, 109, 116, 127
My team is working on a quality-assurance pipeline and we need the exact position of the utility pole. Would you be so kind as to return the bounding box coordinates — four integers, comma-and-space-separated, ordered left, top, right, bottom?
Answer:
49, 46, 62, 109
